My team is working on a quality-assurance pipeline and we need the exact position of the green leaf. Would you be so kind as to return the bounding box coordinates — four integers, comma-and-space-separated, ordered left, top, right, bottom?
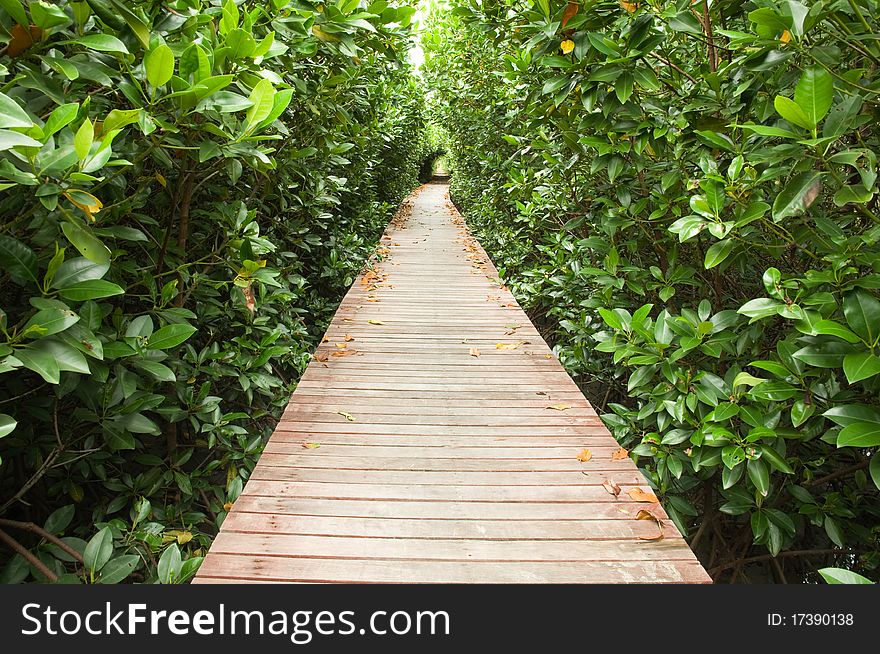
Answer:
23, 307, 80, 337
58, 280, 125, 301
0, 129, 43, 151
774, 96, 813, 130
747, 458, 770, 496
824, 516, 844, 547
813, 320, 861, 344
0, 414, 17, 438
14, 347, 61, 383
704, 239, 733, 269
842, 352, 880, 384
870, 452, 880, 491
833, 184, 873, 207
843, 290, 880, 344
738, 298, 781, 319
43, 504, 75, 534
73, 34, 129, 54
0, 0, 29, 27
772, 171, 822, 221
837, 422, 880, 448
158, 543, 182, 583
145, 44, 175, 87
61, 221, 111, 265
818, 568, 874, 585
97, 555, 139, 584
74, 119, 93, 161
0, 91, 33, 129
107, 0, 150, 49
0, 234, 39, 284
146, 324, 197, 350
760, 445, 794, 474
794, 66, 833, 129
823, 404, 880, 428
245, 79, 275, 131
133, 360, 176, 382
83, 527, 114, 575
51, 257, 109, 289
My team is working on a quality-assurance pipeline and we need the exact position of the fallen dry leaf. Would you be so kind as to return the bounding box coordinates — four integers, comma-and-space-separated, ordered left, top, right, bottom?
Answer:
496, 342, 521, 350
469, 347, 481, 358
337, 411, 355, 421
545, 403, 571, 411
602, 479, 622, 497
635, 509, 664, 541
321, 336, 329, 343
331, 349, 358, 357
611, 447, 629, 461
627, 487, 659, 503
335, 343, 347, 349
344, 334, 354, 342
368, 319, 384, 325
314, 352, 329, 362
576, 449, 592, 463
302, 442, 321, 449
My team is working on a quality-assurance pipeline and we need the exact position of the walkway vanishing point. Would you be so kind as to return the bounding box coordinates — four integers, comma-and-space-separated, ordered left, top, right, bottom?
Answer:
195, 182, 711, 584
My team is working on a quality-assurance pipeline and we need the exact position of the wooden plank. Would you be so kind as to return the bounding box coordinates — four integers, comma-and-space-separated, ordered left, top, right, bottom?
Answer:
228, 496, 667, 520
195, 182, 710, 585
194, 555, 710, 584
221, 512, 672, 540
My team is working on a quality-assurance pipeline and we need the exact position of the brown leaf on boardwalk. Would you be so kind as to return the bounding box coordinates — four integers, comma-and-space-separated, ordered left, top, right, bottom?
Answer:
335, 343, 347, 349
611, 447, 629, 461
627, 487, 659, 503
602, 479, 621, 497
302, 442, 320, 449
344, 334, 354, 342
635, 509, 664, 541
314, 352, 329, 362
545, 403, 571, 411
322, 336, 330, 343
331, 349, 357, 357
368, 319, 384, 325
576, 449, 592, 462
337, 411, 355, 421
469, 347, 481, 358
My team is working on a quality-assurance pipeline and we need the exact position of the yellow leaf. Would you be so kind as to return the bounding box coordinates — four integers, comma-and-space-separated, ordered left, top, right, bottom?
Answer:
780, 29, 791, 43
619, 0, 640, 12
63, 190, 103, 221
576, 448, 592, 462
223, 501, 234, 512
344, 334, 354, 342
337, 411, 355, 421
368, 319, 384, 325
627, 487, 659, 503
546, 403, 571, 411
560, 39, 575, 55
176, 531, 193, 545
302, 442, 321, 449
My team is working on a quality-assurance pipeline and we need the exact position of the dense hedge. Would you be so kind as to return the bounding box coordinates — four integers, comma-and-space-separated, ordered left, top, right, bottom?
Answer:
0, 0, 426, 583
425, 0, 880, 582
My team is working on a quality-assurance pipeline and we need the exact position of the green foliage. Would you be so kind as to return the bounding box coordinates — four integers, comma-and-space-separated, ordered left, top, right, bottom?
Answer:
425, 0, 880, 582
1, 0, 425, 583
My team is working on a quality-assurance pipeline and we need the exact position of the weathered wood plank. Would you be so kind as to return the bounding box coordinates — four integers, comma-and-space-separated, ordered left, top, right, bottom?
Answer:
195, 182, 711, 584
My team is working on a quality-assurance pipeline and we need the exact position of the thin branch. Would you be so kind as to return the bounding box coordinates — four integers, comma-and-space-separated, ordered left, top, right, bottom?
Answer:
0, 518, 83, 563
0, 528, 59, 582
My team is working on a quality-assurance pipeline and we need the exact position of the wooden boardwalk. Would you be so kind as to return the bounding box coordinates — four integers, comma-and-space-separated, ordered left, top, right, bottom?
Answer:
194, 182, 711, 583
